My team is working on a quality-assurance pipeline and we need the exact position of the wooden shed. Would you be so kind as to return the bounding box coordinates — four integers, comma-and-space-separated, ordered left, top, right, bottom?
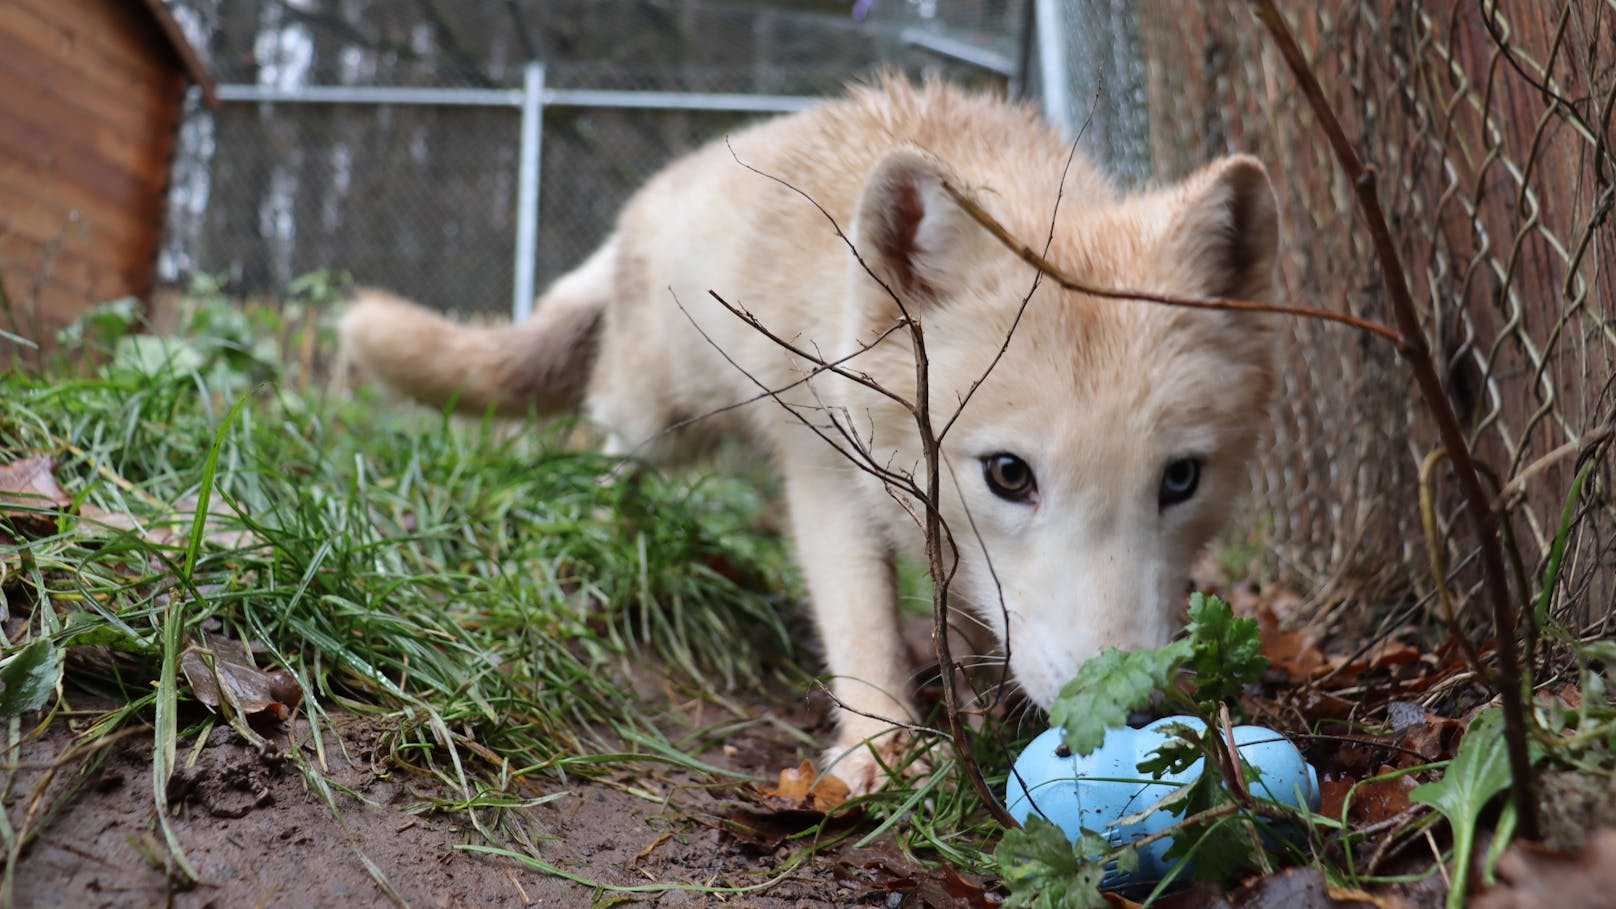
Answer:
0, 0, 215, 351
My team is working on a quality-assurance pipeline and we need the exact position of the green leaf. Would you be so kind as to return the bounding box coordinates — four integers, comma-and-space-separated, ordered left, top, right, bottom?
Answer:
1410, 708, 1543, 909
1050, 640, 1192, 757
1185, 592, 1267, 704
996, 815, 1108, 909
0, 638, 62, 716
111, 335, 207, 379
1135, 723, 1205, 778
56, 297, 141, 351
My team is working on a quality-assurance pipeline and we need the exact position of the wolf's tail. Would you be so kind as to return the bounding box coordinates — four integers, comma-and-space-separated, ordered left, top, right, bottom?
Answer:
339, 237, 614, 417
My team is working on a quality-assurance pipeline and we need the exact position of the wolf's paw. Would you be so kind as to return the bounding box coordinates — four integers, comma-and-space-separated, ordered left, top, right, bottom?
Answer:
821, 732, 937, 796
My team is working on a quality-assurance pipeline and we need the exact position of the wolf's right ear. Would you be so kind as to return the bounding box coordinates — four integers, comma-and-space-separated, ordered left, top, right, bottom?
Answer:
851, 149, 982, 310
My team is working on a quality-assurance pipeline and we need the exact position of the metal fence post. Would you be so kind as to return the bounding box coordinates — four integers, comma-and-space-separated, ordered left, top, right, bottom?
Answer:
513, 62, 545, 322
1034, 0, 1070, 135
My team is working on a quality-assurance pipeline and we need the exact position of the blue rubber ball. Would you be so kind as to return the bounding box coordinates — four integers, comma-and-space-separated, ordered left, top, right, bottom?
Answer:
1005, 716, 1319, 891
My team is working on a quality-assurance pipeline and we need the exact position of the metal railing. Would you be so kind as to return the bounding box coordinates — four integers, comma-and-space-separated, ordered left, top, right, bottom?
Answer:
212, 66, 819, 320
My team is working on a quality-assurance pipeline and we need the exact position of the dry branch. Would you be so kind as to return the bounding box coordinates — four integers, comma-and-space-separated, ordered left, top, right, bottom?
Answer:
1247, 0, 1537, 840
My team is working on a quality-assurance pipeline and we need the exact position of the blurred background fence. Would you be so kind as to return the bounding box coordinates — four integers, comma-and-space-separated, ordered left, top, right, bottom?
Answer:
159, 0, 1031, 316
151, 1, 1613, 630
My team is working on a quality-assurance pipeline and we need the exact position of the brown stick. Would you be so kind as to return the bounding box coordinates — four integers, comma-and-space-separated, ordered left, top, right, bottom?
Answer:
1247, 0, 1537, 840
937, 184, 1406, 348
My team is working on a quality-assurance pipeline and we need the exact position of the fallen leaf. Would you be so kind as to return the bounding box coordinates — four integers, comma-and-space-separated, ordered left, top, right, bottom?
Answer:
1261, 618, 1330, 683
724, 761, 860, 850
0, 457, 71, 533
1227, 867, 1404, 907
1238, 588, 1332, 683
1473, 826, 1616, 909
180, 635, 302, 721
1329, 766, 1418, 826
1388, 704, 1461, 766
838, 859, 1000, 909
756, 759, 850, 813
722, 803, 861, 852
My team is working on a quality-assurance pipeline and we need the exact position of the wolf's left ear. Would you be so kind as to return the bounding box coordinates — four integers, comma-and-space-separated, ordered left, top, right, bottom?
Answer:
1167, 155, 1280, 303
852, 148, 982, 308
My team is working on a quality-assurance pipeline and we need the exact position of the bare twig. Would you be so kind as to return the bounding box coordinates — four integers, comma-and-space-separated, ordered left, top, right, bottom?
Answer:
714, 146, 1023, 827
936, 181, 1406, 347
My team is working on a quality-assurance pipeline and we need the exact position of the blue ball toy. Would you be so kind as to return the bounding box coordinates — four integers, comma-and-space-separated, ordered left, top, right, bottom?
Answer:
1005, 716, 1319, 892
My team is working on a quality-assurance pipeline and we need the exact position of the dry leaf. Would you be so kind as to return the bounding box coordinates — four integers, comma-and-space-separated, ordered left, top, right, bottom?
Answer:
180, 635, 302, 721
1226, 867, 1406, 908
757, 759, 850, 813
1319, 765, 1419, 826
1388, 707, 1461, 766
725, 760, 859, 850
834, 859, 999, 909
1473, 827, 1616, 909
0, 457, 71, 533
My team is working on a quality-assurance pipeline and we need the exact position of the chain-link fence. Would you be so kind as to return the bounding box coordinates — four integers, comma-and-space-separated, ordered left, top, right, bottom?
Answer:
1140, 3, 1615, 631
160, 0, 1023, 316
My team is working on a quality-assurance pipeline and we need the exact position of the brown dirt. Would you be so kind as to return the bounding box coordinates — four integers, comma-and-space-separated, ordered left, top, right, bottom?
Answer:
8, 694, 972, 908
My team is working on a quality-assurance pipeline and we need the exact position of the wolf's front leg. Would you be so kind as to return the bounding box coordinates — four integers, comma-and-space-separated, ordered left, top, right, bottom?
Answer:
781, 462, 918, 794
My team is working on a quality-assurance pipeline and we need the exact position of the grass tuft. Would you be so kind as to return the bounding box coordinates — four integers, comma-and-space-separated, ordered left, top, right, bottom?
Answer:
0, 293, 851, 886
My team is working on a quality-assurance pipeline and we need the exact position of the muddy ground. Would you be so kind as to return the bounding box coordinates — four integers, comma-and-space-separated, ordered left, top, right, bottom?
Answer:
10, 688, 970, 909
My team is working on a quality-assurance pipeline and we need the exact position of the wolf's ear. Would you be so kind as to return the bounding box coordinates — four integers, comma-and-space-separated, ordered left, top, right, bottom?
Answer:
852, 148, 981, 308
1166, 155, 1280, 303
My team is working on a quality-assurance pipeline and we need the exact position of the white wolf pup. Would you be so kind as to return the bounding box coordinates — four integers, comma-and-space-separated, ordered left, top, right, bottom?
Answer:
342, 78, 1280, 793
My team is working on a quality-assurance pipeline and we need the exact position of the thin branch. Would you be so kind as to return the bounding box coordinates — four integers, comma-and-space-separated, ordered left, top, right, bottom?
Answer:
705, 291, 916, 416
671, 291, 922, 498
1496, 423, 1616, 510
723, 147, 1020, 827
936, 180, 1407, 348
1251, 0, 1538, 840
649, 318, 911, 446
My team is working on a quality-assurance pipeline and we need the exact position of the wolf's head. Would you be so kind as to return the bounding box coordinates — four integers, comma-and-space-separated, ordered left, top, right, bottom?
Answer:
841, 148, 1280, 710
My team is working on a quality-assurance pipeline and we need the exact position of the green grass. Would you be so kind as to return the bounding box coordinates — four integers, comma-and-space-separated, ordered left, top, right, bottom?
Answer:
0, 296, 865, 890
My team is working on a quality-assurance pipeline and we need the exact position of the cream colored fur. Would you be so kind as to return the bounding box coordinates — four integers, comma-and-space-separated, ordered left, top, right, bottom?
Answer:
341, 78, 1281, 793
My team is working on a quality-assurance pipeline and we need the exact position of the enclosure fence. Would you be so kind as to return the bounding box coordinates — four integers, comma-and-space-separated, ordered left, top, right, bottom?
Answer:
205, 72, 818, 320
160, 0, 1023, 319
1140, 2, 1615, 631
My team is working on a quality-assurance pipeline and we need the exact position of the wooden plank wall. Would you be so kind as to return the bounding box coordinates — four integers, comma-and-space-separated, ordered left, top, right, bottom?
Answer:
0, 0, 189, 348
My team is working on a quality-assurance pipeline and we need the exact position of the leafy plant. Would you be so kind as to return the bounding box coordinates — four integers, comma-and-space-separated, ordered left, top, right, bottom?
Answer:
1410, 708, 1544, 909
1049, 592, 1267, 760
1048, 642, 1192, 758
998, 816, 1110, 909
1183, 592, 1268, 705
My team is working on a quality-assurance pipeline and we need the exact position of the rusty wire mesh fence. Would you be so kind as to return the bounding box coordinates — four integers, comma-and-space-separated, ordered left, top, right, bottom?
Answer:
1141, 3, 1616, 632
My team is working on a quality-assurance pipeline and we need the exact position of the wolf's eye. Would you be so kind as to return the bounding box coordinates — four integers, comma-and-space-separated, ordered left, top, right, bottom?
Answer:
982, 453, 1037, 503
1159, 457, 1202, 508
